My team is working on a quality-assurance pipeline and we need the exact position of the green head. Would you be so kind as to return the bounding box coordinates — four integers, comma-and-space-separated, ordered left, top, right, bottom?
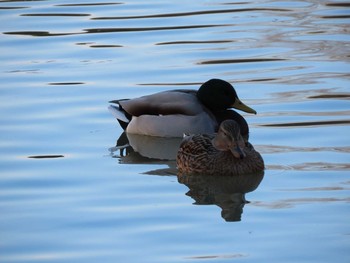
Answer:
197, 79, 256, 114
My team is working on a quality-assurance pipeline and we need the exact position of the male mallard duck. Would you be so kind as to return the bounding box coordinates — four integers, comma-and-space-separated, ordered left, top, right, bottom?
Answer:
176, 120, 264, 176
108, 79, 256, 138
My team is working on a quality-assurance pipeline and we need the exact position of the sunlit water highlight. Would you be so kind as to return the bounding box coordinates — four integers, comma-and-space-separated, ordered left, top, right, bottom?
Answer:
0, 0, 349, 262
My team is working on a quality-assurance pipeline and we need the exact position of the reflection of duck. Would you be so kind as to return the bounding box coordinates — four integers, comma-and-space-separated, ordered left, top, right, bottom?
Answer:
177, 120, 264, 176
178, 172, 264, 221
110, 132, 182, 161
108, 79, 256, 138
109, 132, 179, 175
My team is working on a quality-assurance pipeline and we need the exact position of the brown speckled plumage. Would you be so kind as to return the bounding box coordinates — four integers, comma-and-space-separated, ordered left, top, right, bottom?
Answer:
176, 121, 264, 176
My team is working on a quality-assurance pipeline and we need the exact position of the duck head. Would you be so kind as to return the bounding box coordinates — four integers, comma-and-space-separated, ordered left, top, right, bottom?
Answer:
212, 120, 246, 159
197, 79, 257, 114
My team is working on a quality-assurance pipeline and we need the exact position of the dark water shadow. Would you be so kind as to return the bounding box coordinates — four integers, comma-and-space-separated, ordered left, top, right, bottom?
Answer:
28, 155, 64, 159
55, 3, 123, 7
3, 24, 229, 37
20, 13, 90, 17
110, 132, 264, 221
325, 3, 350, 7
91, 7, 290, 20
178, 172, 264, 222
156, 40, 234, 45
261, 119, 350, 128
198, 58, 286, 65
0, 6, 28, 10
48, 82, 85, 85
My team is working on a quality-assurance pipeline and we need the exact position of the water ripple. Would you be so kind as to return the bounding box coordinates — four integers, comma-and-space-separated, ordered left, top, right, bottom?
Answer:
326, 3, 350, 7
21, 13, 91, 17
261, 119, 350, 128
28, 155, 65, 159
91, 7, 290, 20
4, 24, 229, 37
198, 58, 286, 65
83, 24, 229, 33
55, 3, 123, 7
0, 6, 28, 10
253, 196, 350, 209
156, 40, 234, 45
48, 82, 85, 85
3, 31, 73, 37
320, 15, 350, 19
257, 145, 350, 154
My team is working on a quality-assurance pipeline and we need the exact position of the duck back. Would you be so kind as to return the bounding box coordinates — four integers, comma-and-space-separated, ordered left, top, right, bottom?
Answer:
177, 135, 264, 176
120, 90, 218, 137
119, 90, 201, 116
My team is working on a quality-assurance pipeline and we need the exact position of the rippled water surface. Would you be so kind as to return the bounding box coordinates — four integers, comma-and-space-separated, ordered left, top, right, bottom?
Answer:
1, 0, 350, 262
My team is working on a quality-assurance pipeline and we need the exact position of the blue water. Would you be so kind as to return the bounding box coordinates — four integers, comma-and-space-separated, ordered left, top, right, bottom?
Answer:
1, 0, 350, 262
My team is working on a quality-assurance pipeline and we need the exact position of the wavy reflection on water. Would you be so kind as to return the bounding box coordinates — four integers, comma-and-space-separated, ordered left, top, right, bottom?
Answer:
178, 172, 264, 222
257, 145, 350, 154
261, 119, 350, 128
4, 24, 229, 37
267, 162, 350, 172
156, 40, 234, 45
198, 58, 286, 65
91, 7, 290, 20
20, 13, 91, 17
55, 3, 123, 7
109, 132, 266, 215
0, 6, 28, 10
252, 196, 350, 209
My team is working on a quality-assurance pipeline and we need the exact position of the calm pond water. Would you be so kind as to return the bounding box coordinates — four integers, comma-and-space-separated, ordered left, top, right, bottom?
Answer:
1, 0, 350, 262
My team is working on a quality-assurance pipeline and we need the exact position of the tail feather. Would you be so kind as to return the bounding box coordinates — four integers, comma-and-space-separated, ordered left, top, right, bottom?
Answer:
108, 105, 130, 123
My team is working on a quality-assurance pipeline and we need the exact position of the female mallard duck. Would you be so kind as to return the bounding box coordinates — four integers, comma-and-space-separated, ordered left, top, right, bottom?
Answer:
108, 79, 256, 138
176, 120, 264, 176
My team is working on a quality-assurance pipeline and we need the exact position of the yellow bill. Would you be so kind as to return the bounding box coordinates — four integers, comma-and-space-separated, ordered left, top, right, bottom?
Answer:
230, 99, 257, 114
